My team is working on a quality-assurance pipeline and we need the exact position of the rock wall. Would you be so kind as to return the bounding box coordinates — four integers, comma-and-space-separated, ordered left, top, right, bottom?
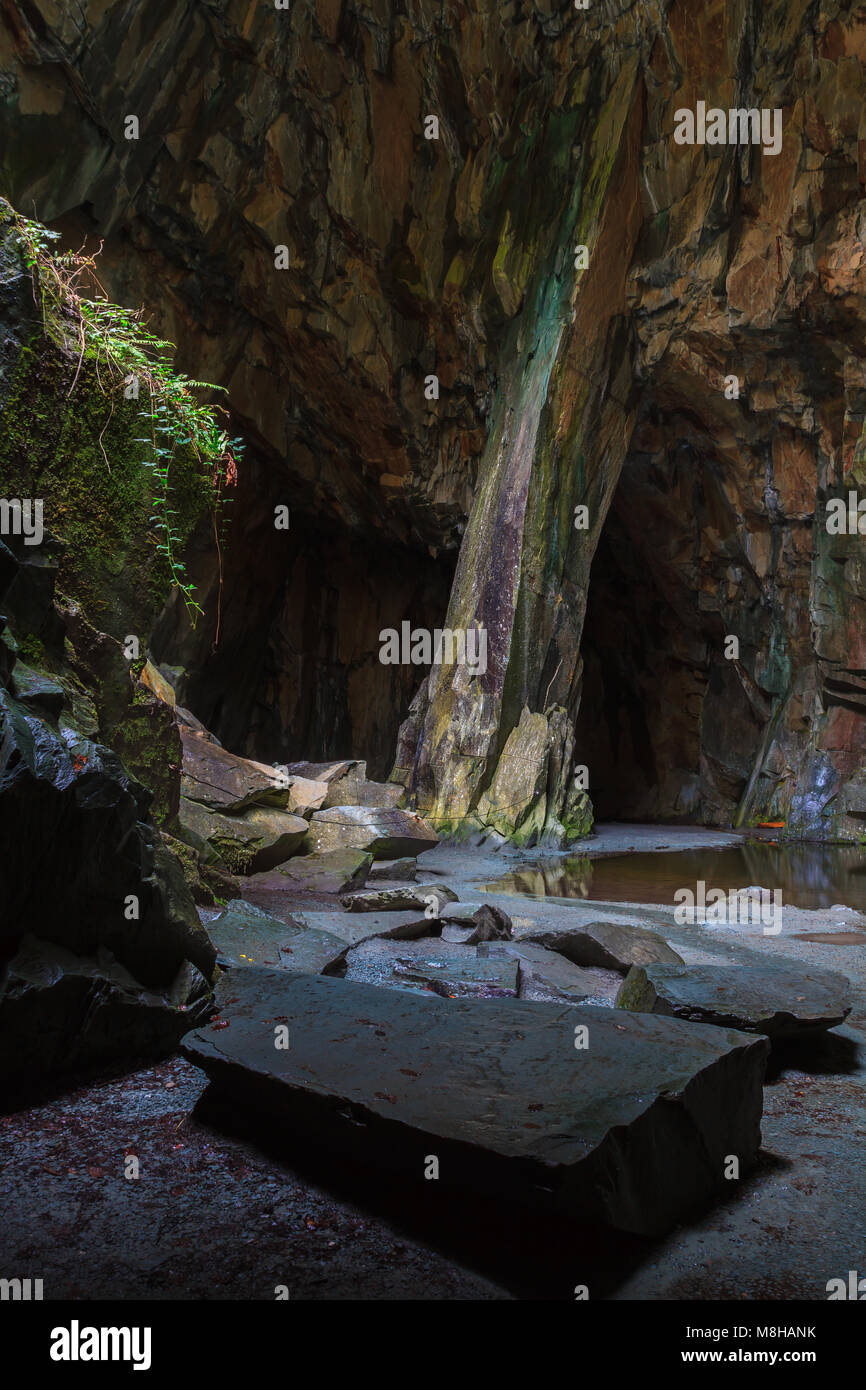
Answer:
4, 0, 866, 837
0, 205, 217, 1088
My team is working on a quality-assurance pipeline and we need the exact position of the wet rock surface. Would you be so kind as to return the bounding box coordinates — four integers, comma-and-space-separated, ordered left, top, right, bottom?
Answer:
182, 968, 770, 1237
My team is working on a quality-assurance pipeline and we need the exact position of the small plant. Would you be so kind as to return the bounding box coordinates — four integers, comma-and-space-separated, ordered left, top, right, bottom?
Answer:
5, 201, 241, 624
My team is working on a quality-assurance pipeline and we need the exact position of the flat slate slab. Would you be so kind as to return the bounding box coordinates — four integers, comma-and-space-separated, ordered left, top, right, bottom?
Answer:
616, 961, 853, 1038
480, 940, 607, 1003
182, 970, 769, 1237
210, 901, 432, 974
527, 919, 683, 973
208, 900, 351, 973
292, 909, 431, 945
344, 937, 520, 998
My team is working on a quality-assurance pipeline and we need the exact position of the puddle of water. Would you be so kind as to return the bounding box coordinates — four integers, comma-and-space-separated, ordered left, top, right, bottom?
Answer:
484, 844, 866, 914
792, 932, 865, 944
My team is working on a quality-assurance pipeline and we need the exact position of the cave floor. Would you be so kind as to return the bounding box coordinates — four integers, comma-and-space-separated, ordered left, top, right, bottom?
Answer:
1, 828, 863, 1301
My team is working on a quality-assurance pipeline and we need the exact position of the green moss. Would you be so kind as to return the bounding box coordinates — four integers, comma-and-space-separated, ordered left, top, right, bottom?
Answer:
14, 632, 45, 666
0, 336, 211, 640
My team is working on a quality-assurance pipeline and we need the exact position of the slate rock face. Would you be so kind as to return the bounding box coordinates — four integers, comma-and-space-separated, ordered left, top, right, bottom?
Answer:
1, 936, 212, 1098
528, 919, 684, 974
617, 962, 853, 1039
180, 728, 287, 813
473, 707, 590, 847
9, 4, 866, 838
182, 970, 770, 1237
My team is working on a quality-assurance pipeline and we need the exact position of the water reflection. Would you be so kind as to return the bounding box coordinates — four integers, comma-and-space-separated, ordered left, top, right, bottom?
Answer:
485, 844, 866, 912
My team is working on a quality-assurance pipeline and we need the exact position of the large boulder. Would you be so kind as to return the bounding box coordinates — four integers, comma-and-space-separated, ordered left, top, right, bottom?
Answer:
259, 848, 373, 896
368, 857, 417, 882
617, 961, 853, 1038
183, 969, 770, 1237
180, 728, 288, 812
178, 795, 307, 874
527, 919, 684, 974
0, 935, 212, 1100
286, 776, 329, 817
303, 805, 439, 858
0, 689, 215, 988
322, 774, 403, 810
286, 759, 360, 784
438, 902, 513, 943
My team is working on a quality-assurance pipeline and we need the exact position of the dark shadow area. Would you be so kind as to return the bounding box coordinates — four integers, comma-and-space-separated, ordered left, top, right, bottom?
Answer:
192, 1083, 776, 1301
574, 442, 769, 825
764, 1027, 861, 1083
152, 451, 455, 779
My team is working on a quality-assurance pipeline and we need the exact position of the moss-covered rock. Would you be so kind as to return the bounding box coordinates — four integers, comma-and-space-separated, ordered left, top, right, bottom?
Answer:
0, 256, 211, 642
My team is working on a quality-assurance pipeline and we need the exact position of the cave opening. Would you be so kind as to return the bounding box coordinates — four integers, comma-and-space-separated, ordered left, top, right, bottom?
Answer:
151, 473, 456, 782
575, 439, 768, 827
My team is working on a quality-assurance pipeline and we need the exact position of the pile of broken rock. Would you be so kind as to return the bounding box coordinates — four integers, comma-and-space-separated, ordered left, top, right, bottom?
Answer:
1, 643, 854, 1239
182, 813, 853, 1238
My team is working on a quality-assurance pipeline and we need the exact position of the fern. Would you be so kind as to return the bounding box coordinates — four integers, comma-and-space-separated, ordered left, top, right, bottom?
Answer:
5, 200, 241, 625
